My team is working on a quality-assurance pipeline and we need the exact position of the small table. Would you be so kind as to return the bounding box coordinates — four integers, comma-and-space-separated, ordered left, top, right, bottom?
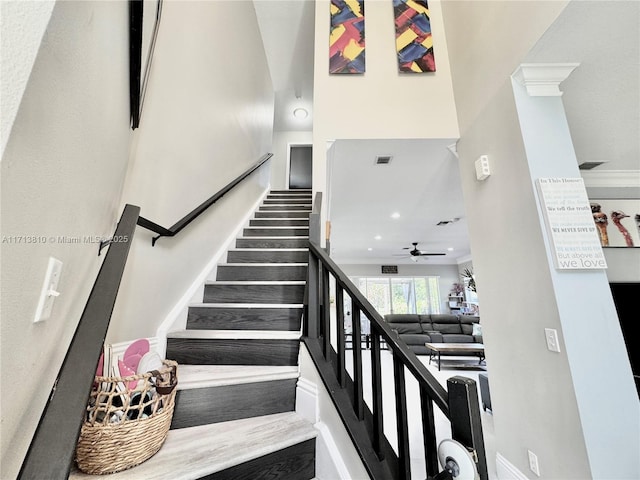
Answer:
425, 343, 486, 371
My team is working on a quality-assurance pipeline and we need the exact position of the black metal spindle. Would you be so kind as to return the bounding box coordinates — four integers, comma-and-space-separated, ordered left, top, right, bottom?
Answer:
306, 252, 319, 339
371, 328, 385, 459
393, 355, 411, 480
321, 265, 331, 360
448, 376, 488, 480
336, 285, 346, 387
352, 305, 364, 420
420, 384, 439, 477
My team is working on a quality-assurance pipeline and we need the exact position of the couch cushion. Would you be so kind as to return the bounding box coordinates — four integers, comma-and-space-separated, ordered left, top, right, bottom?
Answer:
442, 334, 474, 343
385, 314, 421, 334
421, 322, 435, 333
432, 322, 462, 334
459, 315, 480, 324
400, 334, 432, 345
430, 314, 459, 324
461, 324, 473, 335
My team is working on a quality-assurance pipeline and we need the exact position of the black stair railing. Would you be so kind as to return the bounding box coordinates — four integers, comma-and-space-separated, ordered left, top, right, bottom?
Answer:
137, 152, 273, 245
303, 196, 488, 480
18, 153, 273, 479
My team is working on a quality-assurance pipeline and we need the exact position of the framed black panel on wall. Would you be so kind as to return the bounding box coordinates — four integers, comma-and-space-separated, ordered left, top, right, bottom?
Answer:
129, 0, 163, 129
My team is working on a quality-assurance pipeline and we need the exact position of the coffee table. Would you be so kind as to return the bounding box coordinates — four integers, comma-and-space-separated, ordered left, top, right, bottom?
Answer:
425, 343, 486, 371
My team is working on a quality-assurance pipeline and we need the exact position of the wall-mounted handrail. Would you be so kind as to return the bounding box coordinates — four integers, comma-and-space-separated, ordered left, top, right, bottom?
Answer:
304, 200, 488, 480
137, 153, 273, 245
19, 204, 140, 480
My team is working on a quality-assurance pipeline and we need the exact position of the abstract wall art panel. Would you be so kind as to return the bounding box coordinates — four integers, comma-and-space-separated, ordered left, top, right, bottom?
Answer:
330, 0, 365, 74
394, 0, 436, 73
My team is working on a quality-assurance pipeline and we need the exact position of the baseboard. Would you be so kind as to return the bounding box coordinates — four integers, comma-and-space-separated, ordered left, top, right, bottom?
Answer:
496, 452, 529, 480
296, 378, 352, 480
154, 186, 270, 357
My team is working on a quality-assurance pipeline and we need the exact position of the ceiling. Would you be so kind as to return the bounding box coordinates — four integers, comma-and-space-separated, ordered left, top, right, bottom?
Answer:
254, 1, 640, 266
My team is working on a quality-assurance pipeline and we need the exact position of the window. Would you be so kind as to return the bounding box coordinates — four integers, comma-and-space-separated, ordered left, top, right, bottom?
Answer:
350, 276, 441, 316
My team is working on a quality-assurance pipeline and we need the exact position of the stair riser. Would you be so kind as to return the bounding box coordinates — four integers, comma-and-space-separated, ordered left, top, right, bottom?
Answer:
227, 250, 308, 263
243, 228, 308, 237
200, 439, 315, 480
249, 219, 309, 227
254, 211, 310, 218
266, 194, 312, 199
217, 265, 307, 281
166, 339, 300, 366
263, 199, 311, 205
171, 379, 297, 429
187, 307, 302, 331
259, 205, 311, 211
236, 237, 309, 249
269, 189, 312, 194
203, 284, 305, 303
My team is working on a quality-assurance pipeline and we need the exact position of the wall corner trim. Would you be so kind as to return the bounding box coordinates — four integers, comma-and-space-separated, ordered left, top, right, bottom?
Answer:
496, 452, 529, 480
512, 63, 580, 97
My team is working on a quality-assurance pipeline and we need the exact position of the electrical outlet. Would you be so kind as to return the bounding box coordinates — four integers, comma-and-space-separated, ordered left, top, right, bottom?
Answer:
544, 328, 561, 353
528, 450, 540, 476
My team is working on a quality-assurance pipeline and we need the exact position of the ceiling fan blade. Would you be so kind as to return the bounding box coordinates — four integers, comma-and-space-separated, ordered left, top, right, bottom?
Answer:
417, 252, 446, 256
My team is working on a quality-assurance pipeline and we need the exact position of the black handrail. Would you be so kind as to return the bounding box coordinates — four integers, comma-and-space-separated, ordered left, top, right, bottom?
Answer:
19, 204, 140, 480
137, 153, 273, 245
304, 206, 488, 479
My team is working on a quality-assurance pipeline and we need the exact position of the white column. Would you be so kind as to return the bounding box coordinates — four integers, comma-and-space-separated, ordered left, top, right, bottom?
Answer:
511, 63, 639, 479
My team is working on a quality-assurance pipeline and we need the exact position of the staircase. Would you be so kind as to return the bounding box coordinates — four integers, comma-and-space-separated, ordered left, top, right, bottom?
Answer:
72, 190, 317, 479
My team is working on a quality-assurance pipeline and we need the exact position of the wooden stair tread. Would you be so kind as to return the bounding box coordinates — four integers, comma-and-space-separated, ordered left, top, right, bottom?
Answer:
177, 365, 299, 390
70, 412, 317, 480
189, 302, 303, 308
167, 329, 301, 340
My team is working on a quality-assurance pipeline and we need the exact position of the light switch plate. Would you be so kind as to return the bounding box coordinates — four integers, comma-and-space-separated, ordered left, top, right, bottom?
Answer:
34, 257, 63, 323
544, 328, 561, 353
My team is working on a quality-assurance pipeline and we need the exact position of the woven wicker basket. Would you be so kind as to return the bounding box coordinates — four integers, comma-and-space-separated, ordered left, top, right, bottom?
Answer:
75, 360, 178, 475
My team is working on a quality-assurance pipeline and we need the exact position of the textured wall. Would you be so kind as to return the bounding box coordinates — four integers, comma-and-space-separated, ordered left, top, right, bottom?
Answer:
1, 2, 131, 476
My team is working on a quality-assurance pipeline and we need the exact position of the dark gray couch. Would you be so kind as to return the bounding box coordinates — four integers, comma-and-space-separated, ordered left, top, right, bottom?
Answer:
384, 314, 482, 355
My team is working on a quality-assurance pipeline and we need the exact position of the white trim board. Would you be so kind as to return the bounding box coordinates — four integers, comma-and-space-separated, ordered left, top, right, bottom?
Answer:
496, 452, 529, 480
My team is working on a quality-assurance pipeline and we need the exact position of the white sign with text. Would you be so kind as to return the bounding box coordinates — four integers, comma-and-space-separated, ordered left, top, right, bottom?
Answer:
536, 178, 607, 270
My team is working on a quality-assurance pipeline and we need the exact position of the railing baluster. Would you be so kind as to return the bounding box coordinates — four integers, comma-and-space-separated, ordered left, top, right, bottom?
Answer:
448, 376, 489, 480
306, 251, 319, 339
336, 285, 346, 387
321, 265, 331, 359
352, 305, 364, 420
393, 355, 411, 480
371, 328, 385, 459
420, 385, 438, 477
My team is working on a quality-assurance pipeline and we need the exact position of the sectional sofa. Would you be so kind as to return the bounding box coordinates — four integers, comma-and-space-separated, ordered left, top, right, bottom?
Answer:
384, 313, 482, 355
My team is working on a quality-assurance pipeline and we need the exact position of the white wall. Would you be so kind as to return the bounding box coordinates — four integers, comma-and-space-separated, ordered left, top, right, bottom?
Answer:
312, 0, 460, 239
271, 130, 313, 190
107, 0, 274, 344
441, 1, 638, 477
0, 1, 132, 477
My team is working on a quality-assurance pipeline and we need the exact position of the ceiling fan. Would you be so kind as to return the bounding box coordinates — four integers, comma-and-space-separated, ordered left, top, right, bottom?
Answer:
393, 242, 446, 260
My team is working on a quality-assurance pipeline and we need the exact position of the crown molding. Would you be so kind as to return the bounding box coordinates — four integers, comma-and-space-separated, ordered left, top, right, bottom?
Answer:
512, 63, 580, 96
581, 170, 640, 188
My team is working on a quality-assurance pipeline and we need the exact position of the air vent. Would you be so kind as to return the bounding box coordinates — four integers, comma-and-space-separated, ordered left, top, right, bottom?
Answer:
578, 161, 607, 170
375, 155, 393, 165
381, 265, 398, 274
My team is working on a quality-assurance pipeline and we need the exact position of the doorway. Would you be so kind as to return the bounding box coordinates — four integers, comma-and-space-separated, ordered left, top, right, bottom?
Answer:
288, 145, 312, 189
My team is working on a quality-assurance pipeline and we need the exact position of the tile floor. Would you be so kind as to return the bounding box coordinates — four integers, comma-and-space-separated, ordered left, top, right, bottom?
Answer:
345, 349, 497, 479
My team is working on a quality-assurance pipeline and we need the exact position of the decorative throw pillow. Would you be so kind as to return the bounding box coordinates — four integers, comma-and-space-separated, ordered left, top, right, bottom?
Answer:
472, 324, 483, 336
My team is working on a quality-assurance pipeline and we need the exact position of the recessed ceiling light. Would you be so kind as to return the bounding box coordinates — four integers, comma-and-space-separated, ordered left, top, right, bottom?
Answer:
391, 212, 400, 219
367, 247, 373, 251
374, 235, 382, 240
447, 247, 454, 251
293, 108, 308, 119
